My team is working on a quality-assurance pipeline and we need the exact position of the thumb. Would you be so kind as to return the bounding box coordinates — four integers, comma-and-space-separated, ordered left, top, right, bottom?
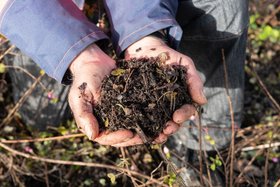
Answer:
68, 83, 99, 140
182, 57, 207, 105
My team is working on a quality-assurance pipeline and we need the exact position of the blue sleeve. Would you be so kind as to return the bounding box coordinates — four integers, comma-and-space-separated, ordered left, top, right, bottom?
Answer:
103, 0, 182, 55
0, 0, 107, 83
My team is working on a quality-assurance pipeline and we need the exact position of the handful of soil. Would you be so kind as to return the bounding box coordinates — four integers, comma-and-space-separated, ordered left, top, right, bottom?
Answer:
94, 57, 192, 141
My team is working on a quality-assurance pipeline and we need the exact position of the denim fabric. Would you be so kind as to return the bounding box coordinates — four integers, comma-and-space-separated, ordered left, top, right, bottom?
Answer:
169, 0, 249, 151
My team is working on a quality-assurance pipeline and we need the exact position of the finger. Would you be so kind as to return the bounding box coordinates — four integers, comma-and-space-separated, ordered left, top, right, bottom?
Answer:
153, 133, 168, 144
95, 130, 134, 145
163, 121, 180, 135
181, 57, 207, 105
112, 134, 143, 147
68, 85, 98, 140
172, 104, 196, 124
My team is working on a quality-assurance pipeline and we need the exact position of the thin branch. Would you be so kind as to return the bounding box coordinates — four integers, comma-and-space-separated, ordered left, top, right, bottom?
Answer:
0, 133, 85, 144
222, 49, 235, 187
274, 179, 280, 187
241, 142, 280, 151
121, 147, 139, 187
234, 149, 264, 185
0, 45, 15, 61
198, 107, 204, 186
247, 62, 280, 114
263, 5, 280, 25
5, 65, 47, 90
44, 163, 50, 187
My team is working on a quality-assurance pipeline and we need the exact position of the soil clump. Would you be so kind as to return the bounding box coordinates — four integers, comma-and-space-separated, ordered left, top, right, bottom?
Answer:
94, 57, 192, 141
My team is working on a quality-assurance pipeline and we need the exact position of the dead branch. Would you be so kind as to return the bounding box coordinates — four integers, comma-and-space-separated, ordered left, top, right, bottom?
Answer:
0, 133, 85, 144
222, 49, 236, 187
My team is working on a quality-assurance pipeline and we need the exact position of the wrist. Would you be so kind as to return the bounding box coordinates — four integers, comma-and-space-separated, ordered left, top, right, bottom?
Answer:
69, 43, 105, 75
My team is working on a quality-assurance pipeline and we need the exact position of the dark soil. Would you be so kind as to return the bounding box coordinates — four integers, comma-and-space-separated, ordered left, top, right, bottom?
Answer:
94, 57, 193, 141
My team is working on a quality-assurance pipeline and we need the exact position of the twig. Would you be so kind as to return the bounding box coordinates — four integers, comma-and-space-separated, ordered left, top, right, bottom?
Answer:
125, 148, 139, 171
197, 107, 204, 186
0, 142, 167, 187
222, 49, 235, 187
0, 45, 15, 61
234, 149, 264, 185
5, 65, 47, 90
150, 161, 163, 178
247, 62, 280, 114
241, 142, 280, 151
263, 5, 280, 25
202, 149, 212, 187
0, 74, 44, 127
157, 145, 187, 187
121, 147, 138, 187
235, 128, 272, 153
44, 163, 50, 187
0, 133, 85, 144
264, 149, 269, 187
274, 179, 280, 187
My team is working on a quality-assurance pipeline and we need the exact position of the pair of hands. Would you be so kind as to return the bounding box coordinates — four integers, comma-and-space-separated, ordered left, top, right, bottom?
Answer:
68, 36, 207, 147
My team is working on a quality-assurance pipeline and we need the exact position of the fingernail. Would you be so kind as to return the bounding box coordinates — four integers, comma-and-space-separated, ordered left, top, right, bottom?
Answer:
85, 125, 93, 140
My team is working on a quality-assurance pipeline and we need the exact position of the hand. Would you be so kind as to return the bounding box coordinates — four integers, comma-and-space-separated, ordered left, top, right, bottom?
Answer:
112, 35, 207, 147
68, 44, 135, 145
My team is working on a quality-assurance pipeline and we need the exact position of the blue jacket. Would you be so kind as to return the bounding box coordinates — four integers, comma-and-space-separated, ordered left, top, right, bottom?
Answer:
0, 0, 182, 83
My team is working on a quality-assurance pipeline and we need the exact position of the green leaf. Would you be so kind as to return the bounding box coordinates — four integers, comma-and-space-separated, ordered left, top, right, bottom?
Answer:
215, 155, 222, 166
0, 63, 6, 73
209, 139, 216, 145
99, 178, 106, 186
39, 69, 45, 75
83, 179, 93, 186
111, 68, 126, 76
210, 163, 216, 171
209, 156, 215, 162
263, 25, 272, 36
267, 131, 273, 139
50, 98, 58, 104
272, 29, 280, 38
204, 135, 211, 141
107, 173, 116, 185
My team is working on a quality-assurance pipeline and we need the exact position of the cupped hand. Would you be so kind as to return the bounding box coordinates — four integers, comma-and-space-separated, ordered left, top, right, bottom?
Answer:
112, 35, 207, 147
68, 44, 135, 145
